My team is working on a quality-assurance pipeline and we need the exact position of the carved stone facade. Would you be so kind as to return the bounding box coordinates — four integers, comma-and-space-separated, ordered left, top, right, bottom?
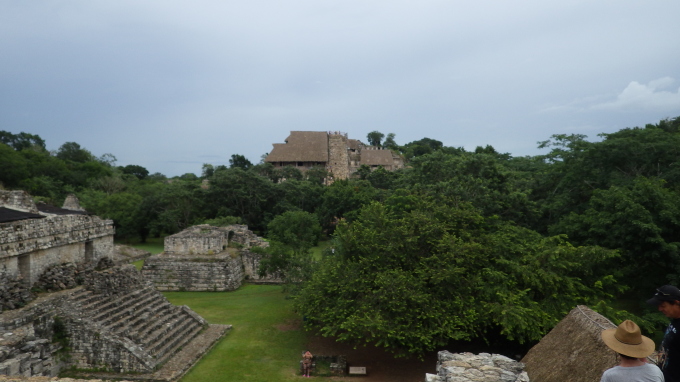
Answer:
141, 224, 278, 291
0, 191, 114, 286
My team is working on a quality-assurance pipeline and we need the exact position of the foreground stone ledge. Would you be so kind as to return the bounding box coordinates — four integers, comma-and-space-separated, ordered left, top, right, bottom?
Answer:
425, 351, 529, 382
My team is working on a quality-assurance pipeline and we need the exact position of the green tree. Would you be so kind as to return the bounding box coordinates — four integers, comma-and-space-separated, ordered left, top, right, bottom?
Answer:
316, 179, 379, 231
383, 133, 398, 150
56, 142, 94, 163
0, 131, 46, 151
267, 210, 322, 255
551, 177, 680, 290
272, 180, 324, 216
204, 167, 276, 231
229, 154, 253, 170
295, 199, 623, 356
121, 164, 149, 180
367, 131, 385, 147
0, 143, 28, 188
259, 211, 322, 289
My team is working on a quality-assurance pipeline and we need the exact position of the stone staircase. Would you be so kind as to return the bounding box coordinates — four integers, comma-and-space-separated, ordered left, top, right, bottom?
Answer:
62, 284, 224, 377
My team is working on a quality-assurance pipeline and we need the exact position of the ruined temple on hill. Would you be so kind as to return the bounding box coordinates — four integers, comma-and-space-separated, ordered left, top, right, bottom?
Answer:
264, 131, 405, 182
0, 191, 226, 380
141, 224, 278, 291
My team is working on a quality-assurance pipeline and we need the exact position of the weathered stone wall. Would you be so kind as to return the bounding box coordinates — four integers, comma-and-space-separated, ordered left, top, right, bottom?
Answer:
143, 224, 277, 291
241, 249, 282, 284
328, 134, 350, 180
425, 351, 529, 382
0, 191, 38, 214
0, 215, 114, 285
0, 291, 71, 377
142, 253, 244, 291
64, 321, 154, 373
82, 264, 146, 296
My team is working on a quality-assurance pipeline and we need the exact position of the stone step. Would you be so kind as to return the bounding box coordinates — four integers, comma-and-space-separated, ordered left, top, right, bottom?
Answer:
151, 318, 204, 363
138, 308, 187, 345
156, 324, 203, 365
144, 311, 199, 352
109, 298, 170, 334
131, 301, 176, 332
79, 287, 151, 316
69, 288, 92, 302
116, 303, 177, 341
98, 292, 160, 327
88, 288, 155, 322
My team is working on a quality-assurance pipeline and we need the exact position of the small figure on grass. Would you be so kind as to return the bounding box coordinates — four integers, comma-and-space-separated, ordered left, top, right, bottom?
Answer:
302, 350, 313, 377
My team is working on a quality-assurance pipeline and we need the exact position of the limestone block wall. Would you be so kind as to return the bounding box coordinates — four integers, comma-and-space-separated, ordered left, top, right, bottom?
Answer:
64, 323, 154, 373
0, 291, 71, 377
425, 351, 529, 382
83, 264, 146, 295
227, 224, 268, 248
241, 250, 282, 283
0, 215, 114, 284
142, 254, 244, 291
328, 134, 350, 180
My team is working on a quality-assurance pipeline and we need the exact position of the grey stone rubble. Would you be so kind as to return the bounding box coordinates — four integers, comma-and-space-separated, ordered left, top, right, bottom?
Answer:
0, 191, 226, 380
0, 265, 228, 379
142, 224, 280, 292
425, 351, 529, 382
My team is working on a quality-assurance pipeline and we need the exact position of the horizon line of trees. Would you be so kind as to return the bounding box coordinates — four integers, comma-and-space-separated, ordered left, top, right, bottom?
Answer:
2, 116, 679, 356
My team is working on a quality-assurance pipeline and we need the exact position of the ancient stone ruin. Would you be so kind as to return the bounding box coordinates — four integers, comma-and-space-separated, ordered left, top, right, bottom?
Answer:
0, 191, 226, 380
425, 351, 529, 382
425, 305, 632, 382
0, 190, 114, 294
141, 224, 279, 291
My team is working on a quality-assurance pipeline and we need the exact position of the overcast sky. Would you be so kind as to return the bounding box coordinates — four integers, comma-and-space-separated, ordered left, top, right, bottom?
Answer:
2, 1, 679, 177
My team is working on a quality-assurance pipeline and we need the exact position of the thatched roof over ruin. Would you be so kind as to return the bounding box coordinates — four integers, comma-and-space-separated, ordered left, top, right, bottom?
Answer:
0, 207, 45, 223
521, 305, 619, 382
361, 149, 395, 166
265, 131, 329, 163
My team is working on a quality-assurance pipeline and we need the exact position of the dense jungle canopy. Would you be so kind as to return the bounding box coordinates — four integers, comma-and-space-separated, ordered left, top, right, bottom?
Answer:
2, 116, 679, 356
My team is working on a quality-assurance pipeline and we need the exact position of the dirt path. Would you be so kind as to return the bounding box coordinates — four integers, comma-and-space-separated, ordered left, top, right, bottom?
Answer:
305, 335, 438, 382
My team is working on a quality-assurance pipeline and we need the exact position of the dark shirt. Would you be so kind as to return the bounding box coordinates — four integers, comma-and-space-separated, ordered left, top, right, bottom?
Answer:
660, 318, 680, 382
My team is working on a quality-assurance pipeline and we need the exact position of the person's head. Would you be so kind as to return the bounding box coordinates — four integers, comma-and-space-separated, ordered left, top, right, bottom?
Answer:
647, 285, 680, 319
601, 320, 655, 359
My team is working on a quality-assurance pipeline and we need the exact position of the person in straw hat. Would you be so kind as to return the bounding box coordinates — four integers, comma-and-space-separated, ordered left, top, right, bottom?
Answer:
648, 285, 680, 382
600, 319, 663, 381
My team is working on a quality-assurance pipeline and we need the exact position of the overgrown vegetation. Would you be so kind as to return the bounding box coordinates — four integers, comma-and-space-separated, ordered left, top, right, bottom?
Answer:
3, 116, 679, 357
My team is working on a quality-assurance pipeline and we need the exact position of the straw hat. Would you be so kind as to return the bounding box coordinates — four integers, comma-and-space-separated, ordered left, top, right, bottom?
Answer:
601, 320, 655, 358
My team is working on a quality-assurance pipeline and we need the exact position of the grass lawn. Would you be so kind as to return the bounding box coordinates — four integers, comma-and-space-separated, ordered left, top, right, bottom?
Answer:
164, 285, 307, 382
310, 240, 333, 261
119, 237, 165, 255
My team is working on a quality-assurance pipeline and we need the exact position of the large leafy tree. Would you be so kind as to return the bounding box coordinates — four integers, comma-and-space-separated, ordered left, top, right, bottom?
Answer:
259, 211, 322, 289
229, 154, 252, 170
551, 177, 680, 290
204, 167, 276, 231
295, 198, 622, 356
0, 131, 46, 151
367, 131, 385, 147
